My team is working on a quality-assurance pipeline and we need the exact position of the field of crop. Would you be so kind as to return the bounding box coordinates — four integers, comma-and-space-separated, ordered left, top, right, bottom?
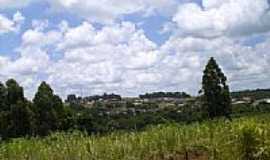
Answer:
1, 114, 270, 160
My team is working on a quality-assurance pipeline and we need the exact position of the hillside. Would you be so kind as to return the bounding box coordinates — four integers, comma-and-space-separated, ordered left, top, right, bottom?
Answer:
231, 88, 270, 100
1, 114, 270, 160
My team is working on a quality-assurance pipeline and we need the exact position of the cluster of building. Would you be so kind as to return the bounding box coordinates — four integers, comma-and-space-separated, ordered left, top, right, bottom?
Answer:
65, 92, 193, 110
232, 97, 270, 105
65, 91, 270, 115
66, 93, 121, 106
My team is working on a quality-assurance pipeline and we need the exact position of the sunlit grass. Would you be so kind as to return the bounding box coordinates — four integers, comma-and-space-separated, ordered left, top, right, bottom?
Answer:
1, 114, 270, 160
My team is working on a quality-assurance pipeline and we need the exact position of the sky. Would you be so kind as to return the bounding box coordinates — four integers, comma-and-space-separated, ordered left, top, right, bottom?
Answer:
0, 0, 270, 99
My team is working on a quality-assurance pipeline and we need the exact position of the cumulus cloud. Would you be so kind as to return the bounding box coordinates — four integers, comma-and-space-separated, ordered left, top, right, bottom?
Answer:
0, 20, 160, 97
0, 20, 57, 97
0, 0, 180, 23
47, 21, 159, 96
2, 19, 270, 98
47, 0, 178, 23
173, 0, 270, 37
155, 35, 270, 93
0, 11, 24, 34
1, 0, 270, 99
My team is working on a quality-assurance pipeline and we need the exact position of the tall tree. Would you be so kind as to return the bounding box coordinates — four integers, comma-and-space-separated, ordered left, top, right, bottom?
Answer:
8, 100, 34, 137
200, 57, 232, 119
6, 79, 24, 105
33, 82, 64, 136
0, 82, 7, 110
0, 79, 33, 139
0, 82, 8, 139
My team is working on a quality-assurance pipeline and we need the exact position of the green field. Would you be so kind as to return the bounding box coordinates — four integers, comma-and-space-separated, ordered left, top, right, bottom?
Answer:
1, 114, 270, 160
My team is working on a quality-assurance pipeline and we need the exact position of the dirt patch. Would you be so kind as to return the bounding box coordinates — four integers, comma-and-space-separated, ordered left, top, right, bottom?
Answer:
146, 150, 209, 160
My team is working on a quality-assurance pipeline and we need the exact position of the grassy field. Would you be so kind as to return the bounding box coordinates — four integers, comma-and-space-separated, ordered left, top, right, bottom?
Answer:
1, 114, 270, 160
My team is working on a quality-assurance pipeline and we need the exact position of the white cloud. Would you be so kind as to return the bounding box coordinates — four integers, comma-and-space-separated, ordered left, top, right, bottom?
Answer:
0, 20, 56, 97
1, 0, 270, 99
0, 0, 179, 23
0, 47, 50, 98
0, 0, 180, 24
47, 21, 159, 96
0, 15, 14, 34
0, 11, 24, 34
2, 19, 270, 98
173, 0, 270, 37
0, 20, 160, 97
157, 35, 270, 93
48, 0, 178, 23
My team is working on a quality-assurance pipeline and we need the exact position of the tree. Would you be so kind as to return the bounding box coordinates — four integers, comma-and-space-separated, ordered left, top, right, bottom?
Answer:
33, 82, 65, 136
6, 79, 24, 105
8, 100, 34, 137
200, 57, 232, 119
0, 82, 8, 139
0, 79, 34, 139
66, 94, 77, 104
52, 95, 66, 129
0, 82, 7, 111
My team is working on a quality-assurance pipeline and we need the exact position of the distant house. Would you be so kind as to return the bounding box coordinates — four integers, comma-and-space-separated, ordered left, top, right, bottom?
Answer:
65, 93, 122, 107
232, 96, 252, 105
133, 102, 143, 106
253, 98, 270, 106
266, 99, 270, 103
233, 101, 247, 105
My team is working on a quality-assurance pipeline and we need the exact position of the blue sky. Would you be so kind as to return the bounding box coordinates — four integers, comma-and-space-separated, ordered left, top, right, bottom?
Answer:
0, 0, 270, 98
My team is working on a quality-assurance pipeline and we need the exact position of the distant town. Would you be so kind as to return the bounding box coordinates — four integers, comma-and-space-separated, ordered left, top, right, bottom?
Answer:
65, 89, 270, 116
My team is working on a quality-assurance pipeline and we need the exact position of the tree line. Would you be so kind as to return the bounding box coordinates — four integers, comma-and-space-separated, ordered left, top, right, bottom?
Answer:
139, 92, 191, 99
0, 81, 71, 139
0, 57, 233, 139
232, 89, 270, 100
66, 93, 122, 104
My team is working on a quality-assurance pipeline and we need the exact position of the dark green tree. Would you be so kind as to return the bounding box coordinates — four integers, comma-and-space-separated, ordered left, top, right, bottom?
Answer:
8, 100, 34, 137
200, 57, 232, 119
6, 79, 24, 105
0, 82, 8, 139
33, 82, 65, 136
0, 82, 7, 110
0, 79, 34, 139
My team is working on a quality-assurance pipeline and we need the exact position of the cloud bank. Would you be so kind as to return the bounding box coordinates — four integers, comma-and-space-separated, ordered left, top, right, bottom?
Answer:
1, 0, 270, 98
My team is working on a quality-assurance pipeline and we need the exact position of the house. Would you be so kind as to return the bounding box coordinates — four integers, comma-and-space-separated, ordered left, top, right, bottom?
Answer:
233, 101, 247, 105
253, 98, 270, 106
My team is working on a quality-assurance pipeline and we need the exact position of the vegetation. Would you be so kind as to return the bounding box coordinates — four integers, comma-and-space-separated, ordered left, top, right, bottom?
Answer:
232, 88, 270, 100
66, 93, 122, 104
0, 57, 268, 140
0, 78, 202, 139
200, 57, 232, 119
1, 114, 270, 160
33, 82, 66, 136
1, 57, 270, 159
139, 92, 191, 99
0, 80, 34, 139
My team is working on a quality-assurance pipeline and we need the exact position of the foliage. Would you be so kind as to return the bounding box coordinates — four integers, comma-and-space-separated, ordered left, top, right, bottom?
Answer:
1, 77, 270, 139
232, 88, 270, 100
2, 114, 270, 160
33, 82, 65, 136
66, 93, 122, 104
139, 92, 191, 99
200, 57, 232, 119
0, 79, 34, 139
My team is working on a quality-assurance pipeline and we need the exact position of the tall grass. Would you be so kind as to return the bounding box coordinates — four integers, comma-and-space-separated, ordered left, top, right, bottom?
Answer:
1, 114, 270, 160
